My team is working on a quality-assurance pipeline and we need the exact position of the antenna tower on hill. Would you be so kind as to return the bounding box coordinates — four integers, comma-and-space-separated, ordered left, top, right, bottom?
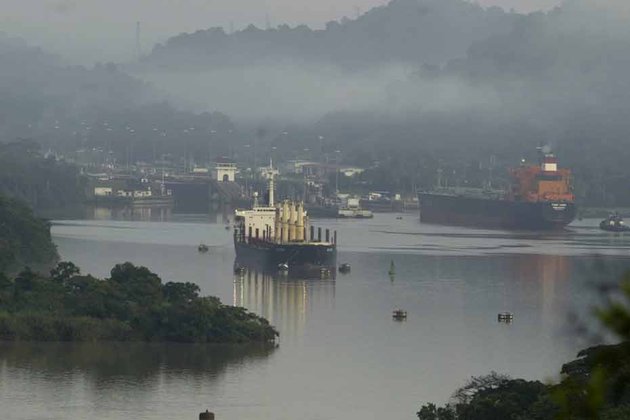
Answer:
135, 21, 142, 60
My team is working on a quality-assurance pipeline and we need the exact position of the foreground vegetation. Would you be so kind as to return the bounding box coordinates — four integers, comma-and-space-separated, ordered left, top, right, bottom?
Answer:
417, 272, 630, 420
0, 193, 58, 274
0, 262, 278, 343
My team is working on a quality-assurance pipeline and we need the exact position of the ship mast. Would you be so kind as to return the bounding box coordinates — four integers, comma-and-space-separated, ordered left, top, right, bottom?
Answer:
268, 158, 275, 207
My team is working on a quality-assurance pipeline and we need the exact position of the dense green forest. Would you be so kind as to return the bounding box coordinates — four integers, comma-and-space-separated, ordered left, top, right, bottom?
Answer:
0, 262, 278, 343
0, 140, 86, 214
416, 271, 630, 420
0, 194, 58, 275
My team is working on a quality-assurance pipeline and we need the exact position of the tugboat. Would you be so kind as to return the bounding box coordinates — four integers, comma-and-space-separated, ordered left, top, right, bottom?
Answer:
600, 213, 630, 232
233, 171, 337, 275
418, 147, 576, 230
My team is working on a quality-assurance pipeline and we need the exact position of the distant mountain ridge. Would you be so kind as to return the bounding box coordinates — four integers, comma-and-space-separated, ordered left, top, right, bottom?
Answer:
145, 0, 520, 68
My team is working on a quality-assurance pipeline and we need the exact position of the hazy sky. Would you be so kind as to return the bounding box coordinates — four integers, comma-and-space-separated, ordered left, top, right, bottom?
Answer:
1, 0, 562, 63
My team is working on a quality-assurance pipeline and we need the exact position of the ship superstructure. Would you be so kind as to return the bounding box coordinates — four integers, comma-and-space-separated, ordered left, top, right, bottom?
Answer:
507, 153, 574, 204
418, 151, 577, 230
234, 174, 337, 273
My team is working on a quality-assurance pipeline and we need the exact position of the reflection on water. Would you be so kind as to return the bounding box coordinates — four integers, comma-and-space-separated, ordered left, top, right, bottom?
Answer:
233, 269, 335, 339
0, 341, 276, 385
0, 342, 276, 420
515, 254, 571, 283
514, 254, 571, 317
88, 205, 173, 222
84, 206, 235, 224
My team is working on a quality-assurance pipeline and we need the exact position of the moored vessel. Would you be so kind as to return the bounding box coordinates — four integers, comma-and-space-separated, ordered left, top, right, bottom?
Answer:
418, 150, 576, 230
337, 197, 373, 218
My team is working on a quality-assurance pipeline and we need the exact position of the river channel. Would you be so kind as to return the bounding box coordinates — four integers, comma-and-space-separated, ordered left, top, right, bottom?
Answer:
2, 212, 630, 420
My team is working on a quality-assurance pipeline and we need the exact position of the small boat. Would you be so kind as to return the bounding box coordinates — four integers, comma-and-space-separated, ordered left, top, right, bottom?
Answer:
233, 265, 246, 275
198, 244, 209, 253
388, 260, 396, 276
497, 312, 514, 323
339, 263, 351, 274
278, 263, 289, 273
225, 225, 231, 230
393, 309, 407, 320
600, 213, 630, 232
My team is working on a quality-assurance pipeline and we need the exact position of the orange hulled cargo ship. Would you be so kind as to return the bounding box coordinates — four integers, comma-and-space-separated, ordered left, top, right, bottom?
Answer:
418, 151, 576, 230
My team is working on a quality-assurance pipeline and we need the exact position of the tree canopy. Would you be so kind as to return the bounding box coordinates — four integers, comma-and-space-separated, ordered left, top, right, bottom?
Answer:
0, 261, 278, 343
0, 193, 58, 275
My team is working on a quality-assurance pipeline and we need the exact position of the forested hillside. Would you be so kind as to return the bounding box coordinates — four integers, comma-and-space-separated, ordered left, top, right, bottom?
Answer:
145, 0, 517, 68
0, 194, 58, 275
0, 140, 86, 213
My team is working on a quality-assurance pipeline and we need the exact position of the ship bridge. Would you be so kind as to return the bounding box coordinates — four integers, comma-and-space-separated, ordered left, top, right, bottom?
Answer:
235, 199, 318, 244
235, 169, 336, 246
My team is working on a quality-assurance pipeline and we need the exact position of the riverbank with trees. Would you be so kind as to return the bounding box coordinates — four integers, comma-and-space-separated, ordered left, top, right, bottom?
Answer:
0, 194, 58, 275
0, 262, 278, 343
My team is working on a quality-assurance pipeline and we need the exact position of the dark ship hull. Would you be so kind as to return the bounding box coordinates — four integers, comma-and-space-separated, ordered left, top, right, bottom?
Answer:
305, 204, 338, 219
599, 220, 630, 232
600, 224, 630, 232
234, 239, 337, 274
418, 192, 576, 230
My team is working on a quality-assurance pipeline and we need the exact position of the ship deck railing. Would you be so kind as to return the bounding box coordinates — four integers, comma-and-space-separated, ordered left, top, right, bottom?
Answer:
237, 236, 335, 247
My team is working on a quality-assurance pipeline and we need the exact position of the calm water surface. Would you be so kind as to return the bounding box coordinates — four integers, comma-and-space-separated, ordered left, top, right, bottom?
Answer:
2, 213, 630, 420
